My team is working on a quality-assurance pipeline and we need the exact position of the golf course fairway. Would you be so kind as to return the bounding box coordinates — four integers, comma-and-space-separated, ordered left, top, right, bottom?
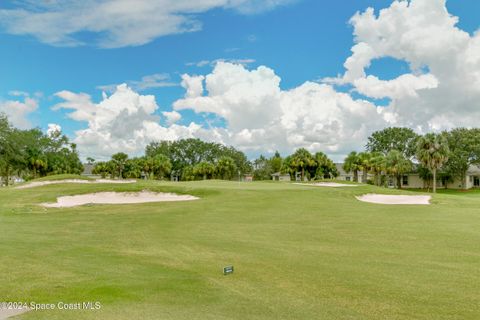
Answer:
1, 178, 479, 319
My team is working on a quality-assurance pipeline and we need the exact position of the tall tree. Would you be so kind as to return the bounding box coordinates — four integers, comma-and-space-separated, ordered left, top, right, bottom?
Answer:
111, 152, 129, 178
290, 148, 315, 181
252, 155, 272, 180
92, 161, 111, 178
313, 152, 337, 179
152, 154, 172, 180
385, 150, 413, 189
193, 161, 215, 180
443, 128, 480, 189
215, 156, 237, 180
369, 152, 386, 186
270, 151, 283, 174
358, 152, 372, 183
416, 133, 450, 193
366, 127, 420, 158
343, 151, 362, 182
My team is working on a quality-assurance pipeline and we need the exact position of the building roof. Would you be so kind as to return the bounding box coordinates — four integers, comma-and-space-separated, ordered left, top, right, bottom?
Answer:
271, 172, 290, 177
467, 165, 480, 175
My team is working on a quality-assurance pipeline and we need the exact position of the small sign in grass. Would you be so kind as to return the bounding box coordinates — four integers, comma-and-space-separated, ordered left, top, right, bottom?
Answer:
223, 266, 234, 275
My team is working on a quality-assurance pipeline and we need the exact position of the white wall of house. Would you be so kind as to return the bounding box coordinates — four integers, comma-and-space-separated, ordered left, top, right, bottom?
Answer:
337, 172, 373, 183
447, 177, 465, 189
465, 175, 480, 189
401, 174, 424, 189
337, 174, 352, 182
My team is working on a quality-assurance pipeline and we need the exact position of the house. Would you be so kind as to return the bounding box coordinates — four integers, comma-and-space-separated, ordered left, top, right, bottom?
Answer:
271, 172, 291, 181
335, 163, 373, 184
81, 163, 96, 177
335, 162, 480, 190
400, 164, 480, 189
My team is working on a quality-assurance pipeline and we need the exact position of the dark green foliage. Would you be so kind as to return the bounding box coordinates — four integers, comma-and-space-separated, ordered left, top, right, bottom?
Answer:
343, 151, 362, 182
145, 138, 250, 181
366, 127, 420, 158
0, 114, 82, 185
442, 128, 480, 189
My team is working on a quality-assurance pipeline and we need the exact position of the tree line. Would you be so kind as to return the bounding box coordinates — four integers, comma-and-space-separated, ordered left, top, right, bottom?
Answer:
0, 114, 83, 185
3, 110, 479, 191
343, 127, 480, 193
252, 149, 338, 181
93, 140, 339, 182
92, 139, 251, 181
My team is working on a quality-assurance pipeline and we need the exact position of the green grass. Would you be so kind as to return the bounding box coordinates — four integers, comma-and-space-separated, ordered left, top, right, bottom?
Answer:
28, 174, 94, 182
1, 180, 480, 319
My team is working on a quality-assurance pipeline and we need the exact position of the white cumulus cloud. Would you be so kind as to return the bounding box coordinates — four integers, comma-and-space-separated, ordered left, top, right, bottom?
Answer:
0, 0, 294, 48
329, 0, 480, 132
0, 92, 39, 129
53, 84, 221, 159
175, 62, 386, 157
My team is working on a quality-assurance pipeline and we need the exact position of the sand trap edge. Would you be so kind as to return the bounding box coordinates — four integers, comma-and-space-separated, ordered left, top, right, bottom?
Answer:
41, 191, 199, 208
356, 194, 431, 205
0, 307, 30, 319
294, 182, 359, 188
15, 179, 136, 189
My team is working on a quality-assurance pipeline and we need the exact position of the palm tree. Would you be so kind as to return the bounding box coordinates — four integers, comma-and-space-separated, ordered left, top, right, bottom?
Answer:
314, 152, 337, 179
369, 152, 386, 186
193, 161, 215, 180
111, 152, 128, 178
92, 161, 110, 178
290, 148, 315, 181
358, 152, 372, 183
343, 151, 362, 182
385, 150, 412, 189
152, 154, 172, 180
416, 133, 450, 193
216, 156, 237, 180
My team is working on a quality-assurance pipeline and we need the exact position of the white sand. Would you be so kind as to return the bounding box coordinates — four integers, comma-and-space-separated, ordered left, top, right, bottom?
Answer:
0, 307, 30, 319
15, 179, 136, 189
356, 194, 431, 205
294, 182, 358, 187
42, 191, 199, 208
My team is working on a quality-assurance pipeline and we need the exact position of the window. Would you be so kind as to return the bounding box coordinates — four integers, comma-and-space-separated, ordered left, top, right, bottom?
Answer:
402, 175, 408, 186
346, 176, 351, 181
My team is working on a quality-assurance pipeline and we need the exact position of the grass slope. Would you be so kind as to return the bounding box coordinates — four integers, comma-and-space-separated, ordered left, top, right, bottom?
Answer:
26, 174, 94, 182
0, 181, 479, 319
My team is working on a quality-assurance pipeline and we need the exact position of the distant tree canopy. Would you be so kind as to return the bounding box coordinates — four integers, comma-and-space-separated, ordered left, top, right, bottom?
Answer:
442, 128, 480, 188
0, 114, 83, 185
92, 138, 250, 181
145, 138, 251, 180
252, 149, 337, 181
366, 127, 420, 158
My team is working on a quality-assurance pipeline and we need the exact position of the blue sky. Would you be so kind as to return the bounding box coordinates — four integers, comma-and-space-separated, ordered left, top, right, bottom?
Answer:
0, 0, 479, 160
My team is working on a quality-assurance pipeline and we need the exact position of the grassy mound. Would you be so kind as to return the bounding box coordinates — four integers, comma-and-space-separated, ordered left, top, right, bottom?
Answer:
30, 174, 94, 182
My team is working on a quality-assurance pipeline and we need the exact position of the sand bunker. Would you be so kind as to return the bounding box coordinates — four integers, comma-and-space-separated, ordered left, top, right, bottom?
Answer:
42, 191, 199, 208
356, 194, 431, 205
295, 182, 358, 188
0, 307, 30, 319
15, 179, 136, 189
